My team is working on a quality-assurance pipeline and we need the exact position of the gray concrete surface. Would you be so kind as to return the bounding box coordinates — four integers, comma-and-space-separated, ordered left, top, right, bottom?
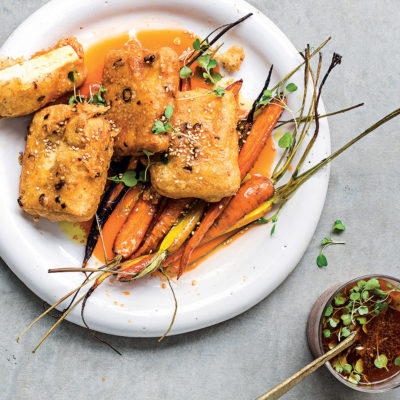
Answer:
1, 1, 399, 399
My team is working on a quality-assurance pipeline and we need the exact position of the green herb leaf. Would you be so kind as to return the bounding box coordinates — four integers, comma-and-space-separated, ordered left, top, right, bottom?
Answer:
324, 329, 331, 338
328, 318, 338, 328
358, 306, 368, 315
193, 38, 201, 50
357, 317, 366, 325
152, 120, 166, 134
394, 357, 400, 366
317, 253, 328, 268
278, 131, 293, 148
341, 327, 351, 338
213, 87, 225, 97
333, 219, 346, 231
341, 314, 352, 325
263, 89, 273, 99
334, 292, 347, 306
350, 292, 360, 301
143, 149, 155, 157
208, 58, 217, 69
164, 105, 174, 120
68, 95, 77, 105
357, 280, 367, 288
68, 70, 78, 83
108, 170, 138, 187
355, 359, 364, 373
286, 83, 298, 93
361, 290, 369, 300
365, 278, 380, 290
197, 55, 210, 69
255, 217, 268, 224
325, 303, 333, 317
180, 65, 192, 79
343, 364, 352, 374
321, 237, 330, 245
270, 223, 276, 236
374, 354, 388, 370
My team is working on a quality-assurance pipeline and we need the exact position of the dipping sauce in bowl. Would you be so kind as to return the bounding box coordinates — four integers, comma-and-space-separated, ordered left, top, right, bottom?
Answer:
307, 275, 400, 392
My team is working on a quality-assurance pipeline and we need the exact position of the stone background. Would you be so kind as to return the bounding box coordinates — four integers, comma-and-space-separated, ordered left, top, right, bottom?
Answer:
1, 1, 399, 399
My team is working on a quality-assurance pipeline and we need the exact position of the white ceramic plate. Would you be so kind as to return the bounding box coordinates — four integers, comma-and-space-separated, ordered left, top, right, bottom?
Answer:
0, 0, 330, 337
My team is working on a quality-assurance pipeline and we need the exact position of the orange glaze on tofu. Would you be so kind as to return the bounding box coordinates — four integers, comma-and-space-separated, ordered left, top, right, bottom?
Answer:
103, 41, 180, 156
150, 88, 241, 202
18, 103, 115, 222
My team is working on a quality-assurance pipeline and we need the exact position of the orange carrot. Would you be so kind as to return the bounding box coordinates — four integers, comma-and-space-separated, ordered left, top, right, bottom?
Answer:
179, 97, 283, 275
203, 175, 274, 242
180, 77, 191, 91
225, 79, 243, 100
116, 254, 154, 281
134, 198, 192, 257
238, 97, 285, 179
178, 197, 231, 277
113, 193, 157, 259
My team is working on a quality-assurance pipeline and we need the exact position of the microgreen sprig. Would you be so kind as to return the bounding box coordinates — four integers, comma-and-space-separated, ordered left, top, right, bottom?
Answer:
317, 219, 346, 267
152, 105, 175, 135
68, 70, 84, 105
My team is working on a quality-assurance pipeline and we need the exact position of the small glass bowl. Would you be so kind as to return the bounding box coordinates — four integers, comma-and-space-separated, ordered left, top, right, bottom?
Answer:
307, 274, 400, 393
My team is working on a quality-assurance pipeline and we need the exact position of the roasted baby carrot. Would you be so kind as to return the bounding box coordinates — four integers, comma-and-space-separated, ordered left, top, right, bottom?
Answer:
203, 175, 274, 241
134, 198, 192, 257
113, 192, 158, 259
82, 157, 137, 266
238, 97, 285, 179
116, 254, 154, 282
225, 79, 243, 99
82, 182, 128, 266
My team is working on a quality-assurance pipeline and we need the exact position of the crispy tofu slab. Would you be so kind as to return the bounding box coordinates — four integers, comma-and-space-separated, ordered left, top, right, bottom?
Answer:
0, 37, 87, 119
103, 41, 179, 156
150, 89, 241, 202
18, 103, 115, 222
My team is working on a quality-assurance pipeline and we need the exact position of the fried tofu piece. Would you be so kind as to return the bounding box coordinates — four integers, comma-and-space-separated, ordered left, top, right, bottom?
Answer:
150, 89, 240, 202
0, 37, 87, 119
18, 103, 115, 222
216, 45, 245, 72
103, 41, 179, 156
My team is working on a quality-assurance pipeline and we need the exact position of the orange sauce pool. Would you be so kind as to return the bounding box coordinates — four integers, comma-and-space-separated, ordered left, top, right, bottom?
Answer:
82, 29, 276, 268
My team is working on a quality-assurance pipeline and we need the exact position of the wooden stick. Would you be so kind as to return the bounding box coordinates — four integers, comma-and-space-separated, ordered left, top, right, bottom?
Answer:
255, 332, 357, 400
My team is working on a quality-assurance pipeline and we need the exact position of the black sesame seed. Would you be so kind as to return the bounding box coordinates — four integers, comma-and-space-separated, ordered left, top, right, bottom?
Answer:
17, 197, 23, 207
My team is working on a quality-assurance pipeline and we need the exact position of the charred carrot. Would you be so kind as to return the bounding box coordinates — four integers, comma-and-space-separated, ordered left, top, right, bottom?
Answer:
203, 175, 274, 241
82, 182, 128, 266
82, 158, 137, 266
134, 198, 192, 257
238, 97, 285, 180
113, 192, 158, 259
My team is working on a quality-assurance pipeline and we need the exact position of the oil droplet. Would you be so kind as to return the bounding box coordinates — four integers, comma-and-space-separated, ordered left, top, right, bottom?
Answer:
113, 301, 118, 305
191, 280, 197, 286
102, 377, 106, 382
122, 291, 131, 296
161, 282, 166, 289
58, 221, 87, 245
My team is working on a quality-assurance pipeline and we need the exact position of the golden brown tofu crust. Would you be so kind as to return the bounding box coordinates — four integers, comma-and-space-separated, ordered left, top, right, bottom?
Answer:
18, 103, 114, 222
103, 42, 179, 156
150, 89, 240, 202
0, 37, 87, 119
216, 45, 245, 73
